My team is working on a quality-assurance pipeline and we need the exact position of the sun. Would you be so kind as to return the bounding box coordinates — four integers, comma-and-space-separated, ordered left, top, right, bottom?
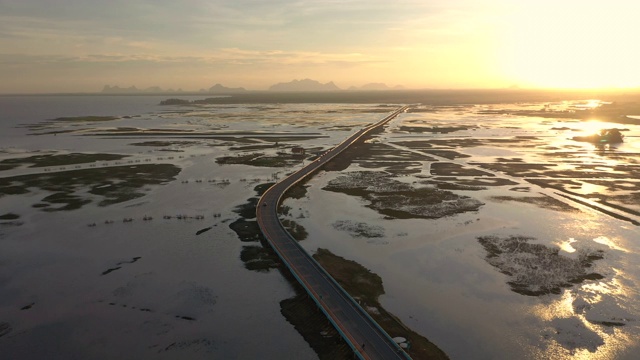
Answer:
496, 1, 640, 89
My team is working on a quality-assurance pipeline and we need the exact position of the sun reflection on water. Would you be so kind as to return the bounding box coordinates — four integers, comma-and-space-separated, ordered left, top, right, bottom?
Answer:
592, 236, 628, 253
532, 291, 575, 321
558, 238, 578, 253
534, 332, 632, 360
579, 183, 609, 196
575, 100, 605, 110
530, 285, 633, 360
575, 120, 606, 136
527, 239, 636, 360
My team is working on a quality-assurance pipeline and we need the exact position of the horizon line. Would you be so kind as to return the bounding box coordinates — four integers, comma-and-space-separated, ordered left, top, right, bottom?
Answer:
3, 87, 640, 97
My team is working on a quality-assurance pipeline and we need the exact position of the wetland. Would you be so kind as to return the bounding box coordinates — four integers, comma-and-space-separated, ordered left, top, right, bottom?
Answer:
1, 93, 639, 360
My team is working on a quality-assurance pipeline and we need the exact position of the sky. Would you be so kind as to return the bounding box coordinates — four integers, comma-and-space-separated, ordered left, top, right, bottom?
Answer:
1, 0, 639, 93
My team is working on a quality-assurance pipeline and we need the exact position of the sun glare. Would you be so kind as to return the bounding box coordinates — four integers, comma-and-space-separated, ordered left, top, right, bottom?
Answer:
498, 2, 640, 89
577, 120, 606, 136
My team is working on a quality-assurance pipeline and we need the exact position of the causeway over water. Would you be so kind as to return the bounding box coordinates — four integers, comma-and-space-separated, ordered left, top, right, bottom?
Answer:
257, 106, 411, 360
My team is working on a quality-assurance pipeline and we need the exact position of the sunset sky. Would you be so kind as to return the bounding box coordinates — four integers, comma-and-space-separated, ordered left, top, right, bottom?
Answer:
1, 0, 639, 93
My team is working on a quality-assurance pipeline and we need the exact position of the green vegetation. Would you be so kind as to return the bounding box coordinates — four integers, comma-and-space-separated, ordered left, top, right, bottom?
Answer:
233, 197, 259, 219
228, 185, 274, 243
429, 163, 494, 177
478, 235, 605, 296
228, 218, 263, 242
489, 195, 579, 212
280, 219, 308, 240
333, 220, 385, 238
0, 164, 180, 211
130, 141, 199, 147
230, 184, 277, 273
314, 248, 449, 360
216, 153, 303, 168
254, 182, 275, 196
324, 140, 433, 175
324, 171, 483, 219
285, 184, 308, 199
229, 144, 278, 151
279, 293, 352, 359
40, 192, 92, 211
240, 245, 280, 272
0, 213, 20, 220
217, 153, 262, 165
50, 116, 119, 122
398, 125, 474, 134
0, 153, 127, 168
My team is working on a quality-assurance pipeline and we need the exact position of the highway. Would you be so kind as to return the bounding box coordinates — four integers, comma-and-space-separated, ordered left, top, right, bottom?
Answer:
256, 106, 411, 360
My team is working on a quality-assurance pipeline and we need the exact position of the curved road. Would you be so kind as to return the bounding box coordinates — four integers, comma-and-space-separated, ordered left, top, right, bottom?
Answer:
257, 106, 411, 360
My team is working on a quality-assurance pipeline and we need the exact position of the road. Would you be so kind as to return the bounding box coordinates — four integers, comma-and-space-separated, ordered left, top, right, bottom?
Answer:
256, 106, 411, 360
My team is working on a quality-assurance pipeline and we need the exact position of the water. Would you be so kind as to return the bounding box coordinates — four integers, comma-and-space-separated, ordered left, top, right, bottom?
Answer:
1, 94, 639, 359
0, 95, 329, 359
287, 105, 640, 359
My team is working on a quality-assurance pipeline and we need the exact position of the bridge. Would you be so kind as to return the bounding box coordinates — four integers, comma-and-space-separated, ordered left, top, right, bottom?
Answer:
256, 106, 411, 360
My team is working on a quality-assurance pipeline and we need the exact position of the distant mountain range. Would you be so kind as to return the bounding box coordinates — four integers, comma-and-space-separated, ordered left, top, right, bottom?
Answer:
349, 83, 405, 91
267, 79, 405, 91
200, 84, 246, 93
102, 80, 403, 93
101, 83, 245, 94
101, 85, 180, 94
268, 79, 340, 92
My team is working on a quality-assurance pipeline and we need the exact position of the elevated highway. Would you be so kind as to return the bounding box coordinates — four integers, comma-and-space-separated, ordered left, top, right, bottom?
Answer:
256, 106, 411, 360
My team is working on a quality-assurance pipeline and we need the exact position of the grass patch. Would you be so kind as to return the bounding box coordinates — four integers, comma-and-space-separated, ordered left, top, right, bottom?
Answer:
280, 219, 308, 240
314, 248, 449, 360
324, 171, 483, 219
489, 195, 579, 212
0, 153, 127, 168
229, 184, 275, 243
240, 245, 280, 272
228, 219, 264, 242
50, 116, 119, 122
216, 153, 262, 165
430, 163, 494, 177
280, 293, 352, 359
130, 141, 198, 147
217, 153, 303, 168
478, 235, 605, 296
0, 213, 20, 220
398, 125, 473, 134
41, 192, 92, 211
324, 140, 434, 175
333, 220, 385, 238
286, 184, 308, 199
254, 182, 275, 196
233, 197, 259, 219
0, 164, 19, 171
0, 164, 180, 211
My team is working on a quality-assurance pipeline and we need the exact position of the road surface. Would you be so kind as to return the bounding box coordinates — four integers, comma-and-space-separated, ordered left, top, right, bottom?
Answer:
257, 106, 411, 360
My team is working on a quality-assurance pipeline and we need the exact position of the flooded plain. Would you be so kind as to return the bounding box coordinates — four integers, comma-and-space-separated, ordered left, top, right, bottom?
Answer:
287, 101, 640, 359
1, 95, 640, 359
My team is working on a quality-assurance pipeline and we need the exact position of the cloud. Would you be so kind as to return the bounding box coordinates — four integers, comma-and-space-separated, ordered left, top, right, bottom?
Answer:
0, 0, 481, 53
0, 1, 512, 92
0, 47, 381, 68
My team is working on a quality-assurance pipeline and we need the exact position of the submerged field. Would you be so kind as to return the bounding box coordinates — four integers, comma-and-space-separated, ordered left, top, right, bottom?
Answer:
1, 95, 639, 359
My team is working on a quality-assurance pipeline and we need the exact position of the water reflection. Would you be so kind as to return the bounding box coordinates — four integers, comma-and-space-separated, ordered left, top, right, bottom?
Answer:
533, 291, 576, 321
530, 288, 631, 359
580, 183, 609, 197
595, 143, 622, 157
526, 260, 636, 359
558, 238, 578, 253
592, 236, 627, 253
